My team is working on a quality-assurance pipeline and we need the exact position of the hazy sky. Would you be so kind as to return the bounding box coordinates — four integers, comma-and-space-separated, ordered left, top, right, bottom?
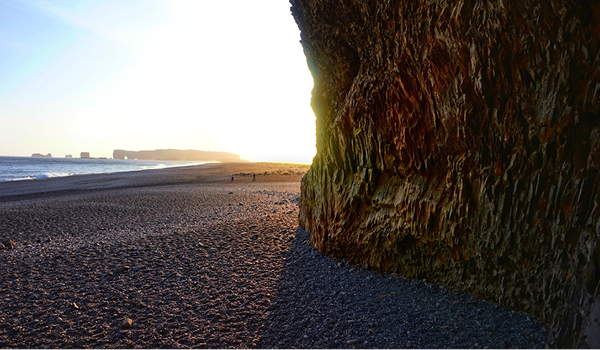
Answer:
0, 0, 316, 163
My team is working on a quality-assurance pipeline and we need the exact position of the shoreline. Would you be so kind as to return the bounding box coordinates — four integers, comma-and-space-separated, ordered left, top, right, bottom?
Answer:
0, 156, 223, 183
0, 162, 310, 200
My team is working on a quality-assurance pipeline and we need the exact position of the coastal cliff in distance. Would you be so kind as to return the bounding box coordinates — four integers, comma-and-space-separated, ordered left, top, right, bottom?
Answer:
113, 149, 242, 162
31, 153, 51, 158
291, 0, 600, 347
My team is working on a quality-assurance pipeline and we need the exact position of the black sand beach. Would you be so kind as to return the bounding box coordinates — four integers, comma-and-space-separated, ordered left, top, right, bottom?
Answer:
0, 163, 548, 348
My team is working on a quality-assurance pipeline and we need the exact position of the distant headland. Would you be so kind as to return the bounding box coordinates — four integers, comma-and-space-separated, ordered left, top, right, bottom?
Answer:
31, 153, 52, 158
113, 149, 243, 162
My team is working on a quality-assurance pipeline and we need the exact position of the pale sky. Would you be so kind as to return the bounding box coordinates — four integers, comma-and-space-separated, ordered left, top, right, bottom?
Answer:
0, 0, 316, 163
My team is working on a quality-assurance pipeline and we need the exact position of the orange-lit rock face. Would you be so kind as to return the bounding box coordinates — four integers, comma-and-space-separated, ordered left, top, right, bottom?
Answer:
291, 0, 600, 347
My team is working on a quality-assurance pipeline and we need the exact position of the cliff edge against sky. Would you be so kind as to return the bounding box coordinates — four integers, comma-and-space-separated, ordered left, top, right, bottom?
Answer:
291, 0, 600, 347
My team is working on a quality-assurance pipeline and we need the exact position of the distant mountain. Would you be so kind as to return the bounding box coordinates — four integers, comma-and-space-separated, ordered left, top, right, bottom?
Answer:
113, 149, 242, 162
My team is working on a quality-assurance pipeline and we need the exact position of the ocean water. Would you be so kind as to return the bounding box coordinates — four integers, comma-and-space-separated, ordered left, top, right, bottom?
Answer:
0, 156, 211, 182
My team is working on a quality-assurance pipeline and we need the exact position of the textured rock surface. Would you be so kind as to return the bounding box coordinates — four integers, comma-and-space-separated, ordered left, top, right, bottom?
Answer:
291, 0, 600, 347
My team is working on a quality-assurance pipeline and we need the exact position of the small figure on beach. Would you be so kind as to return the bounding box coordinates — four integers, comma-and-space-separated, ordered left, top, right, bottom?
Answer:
231, 174, 234, 182
252, 173, 256, 182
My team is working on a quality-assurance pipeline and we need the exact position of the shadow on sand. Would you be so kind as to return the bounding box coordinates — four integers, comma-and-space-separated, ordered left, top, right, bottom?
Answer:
256, 227, 548, 349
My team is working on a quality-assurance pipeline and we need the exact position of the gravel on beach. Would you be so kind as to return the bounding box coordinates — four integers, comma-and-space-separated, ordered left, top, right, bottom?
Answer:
0, 163, 548, 348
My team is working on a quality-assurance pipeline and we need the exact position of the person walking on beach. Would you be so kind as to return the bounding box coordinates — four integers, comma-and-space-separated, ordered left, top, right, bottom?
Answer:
231, 174, 234, 182
252, 173, 256, 182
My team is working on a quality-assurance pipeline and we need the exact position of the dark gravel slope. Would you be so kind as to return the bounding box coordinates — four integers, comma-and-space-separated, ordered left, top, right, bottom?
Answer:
1, 182, 300, 348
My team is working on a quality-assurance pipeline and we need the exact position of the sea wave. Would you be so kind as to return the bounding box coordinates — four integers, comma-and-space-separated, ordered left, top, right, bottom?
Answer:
140, 164, 168, 170
6, 172, 75, 181
0, 157, 214, 182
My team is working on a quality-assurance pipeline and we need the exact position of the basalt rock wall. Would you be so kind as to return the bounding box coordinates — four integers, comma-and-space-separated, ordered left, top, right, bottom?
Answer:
291, 0, 600, 347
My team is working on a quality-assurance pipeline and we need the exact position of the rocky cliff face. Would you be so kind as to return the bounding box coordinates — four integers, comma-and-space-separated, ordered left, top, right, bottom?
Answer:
291, 0, 600, 347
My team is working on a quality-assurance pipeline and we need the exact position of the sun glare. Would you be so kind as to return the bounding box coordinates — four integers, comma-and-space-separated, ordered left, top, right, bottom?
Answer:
0, 0, 316, 164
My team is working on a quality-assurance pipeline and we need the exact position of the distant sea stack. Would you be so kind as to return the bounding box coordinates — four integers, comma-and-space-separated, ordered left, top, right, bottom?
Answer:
65, 154, 73, 158
113, 149, 242, 162
31, 153, 51, 158
80, 152, 90, 159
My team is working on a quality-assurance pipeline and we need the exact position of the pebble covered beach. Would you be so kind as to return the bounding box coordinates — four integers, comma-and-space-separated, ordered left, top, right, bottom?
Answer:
0, 162, 547, 348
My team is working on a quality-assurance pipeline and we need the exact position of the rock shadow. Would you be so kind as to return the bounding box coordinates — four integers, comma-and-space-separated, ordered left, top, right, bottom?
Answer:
257, 227, 549, 349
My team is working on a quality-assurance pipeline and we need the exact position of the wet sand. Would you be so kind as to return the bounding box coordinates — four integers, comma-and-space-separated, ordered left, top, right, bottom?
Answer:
0, 162, 548, 348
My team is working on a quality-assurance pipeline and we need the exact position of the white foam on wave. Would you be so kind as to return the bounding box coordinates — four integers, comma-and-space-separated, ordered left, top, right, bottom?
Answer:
140, 164, 167, 170
37, 172, 75, 178
4, 172, 75, 182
